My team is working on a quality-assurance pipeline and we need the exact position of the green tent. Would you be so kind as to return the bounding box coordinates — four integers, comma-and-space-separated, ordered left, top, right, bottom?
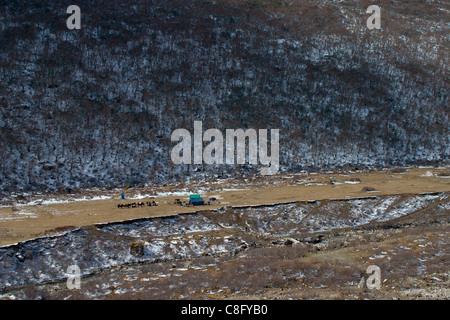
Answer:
189, 194, 204, 206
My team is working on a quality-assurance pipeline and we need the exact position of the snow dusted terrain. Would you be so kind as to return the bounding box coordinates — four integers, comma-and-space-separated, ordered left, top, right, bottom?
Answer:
0, 0, 448, 192
0, 192, 447, 291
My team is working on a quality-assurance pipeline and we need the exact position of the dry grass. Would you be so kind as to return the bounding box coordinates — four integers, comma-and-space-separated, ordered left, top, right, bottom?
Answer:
2, 200, 448, 300
0, 167, 448, 246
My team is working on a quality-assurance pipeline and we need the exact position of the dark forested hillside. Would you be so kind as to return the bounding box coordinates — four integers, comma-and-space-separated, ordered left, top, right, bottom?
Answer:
0, 0, 448, 192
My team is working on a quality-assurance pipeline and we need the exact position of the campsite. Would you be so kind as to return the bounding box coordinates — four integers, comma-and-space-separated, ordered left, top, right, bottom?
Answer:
0, 167, 448, 300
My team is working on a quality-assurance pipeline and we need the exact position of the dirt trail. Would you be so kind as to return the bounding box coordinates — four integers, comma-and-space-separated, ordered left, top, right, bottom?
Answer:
0, 167, 448, 246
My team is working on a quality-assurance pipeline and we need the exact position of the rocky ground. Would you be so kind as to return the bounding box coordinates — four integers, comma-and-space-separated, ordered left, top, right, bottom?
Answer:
0, 167, 449, 246
0, 188, 448, 300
